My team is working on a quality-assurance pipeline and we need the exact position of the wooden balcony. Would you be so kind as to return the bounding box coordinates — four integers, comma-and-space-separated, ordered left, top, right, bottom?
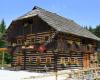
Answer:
70, 44, 95, 53
80, 45, 95, 53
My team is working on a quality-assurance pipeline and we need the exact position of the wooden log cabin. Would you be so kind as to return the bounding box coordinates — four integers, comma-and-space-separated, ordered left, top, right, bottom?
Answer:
6, 6, 100, 72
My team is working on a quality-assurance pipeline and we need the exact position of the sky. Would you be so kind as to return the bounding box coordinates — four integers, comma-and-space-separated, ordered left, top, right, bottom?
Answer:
0, 0, 100, 28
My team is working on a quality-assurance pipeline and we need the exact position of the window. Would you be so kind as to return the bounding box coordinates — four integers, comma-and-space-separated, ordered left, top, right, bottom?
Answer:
87, 45, 90, 51
66, 42, 71, 49
44, 36, 49, 41
71, 42, 80, 51
17, 39, 22, 45
36, 57, 41, 65
29, 56, 32, 64
67, 57, 71, 64
46, 57, 51, 65
74, 58, 79, 65
57, 39, 63, 51
26, 36, 35, 44
40, 34, 50, 43
60, 57, 67, 68
25, 37, 31, 45
12, 43, 16, 47
60, 57, 65, 64
75, 43, 80, 49
87, 44, 92, 51
31, 37, 35, 43
16, 56, 22, 65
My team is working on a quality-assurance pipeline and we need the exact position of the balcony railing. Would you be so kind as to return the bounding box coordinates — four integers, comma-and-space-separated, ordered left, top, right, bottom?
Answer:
69, 44, 95, 53
80, 45, 95, 53
8, 40, 95, 53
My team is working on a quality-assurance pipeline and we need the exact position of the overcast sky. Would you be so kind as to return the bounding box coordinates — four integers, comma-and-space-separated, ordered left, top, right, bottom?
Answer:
0, 0, 100, 28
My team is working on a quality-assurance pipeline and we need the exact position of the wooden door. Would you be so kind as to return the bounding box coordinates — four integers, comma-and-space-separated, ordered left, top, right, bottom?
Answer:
83, 54, 90, 68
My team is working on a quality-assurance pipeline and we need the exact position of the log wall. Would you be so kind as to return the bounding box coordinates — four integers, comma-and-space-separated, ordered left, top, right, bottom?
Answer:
7, 16, 97, 72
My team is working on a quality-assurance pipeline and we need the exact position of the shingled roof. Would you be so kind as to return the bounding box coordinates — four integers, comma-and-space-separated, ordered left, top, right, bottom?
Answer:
13, 6, 100, 41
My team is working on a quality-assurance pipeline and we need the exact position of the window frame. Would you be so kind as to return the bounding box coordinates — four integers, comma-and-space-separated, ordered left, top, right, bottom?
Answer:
60, 57, 65, 64
36, 56, 41, 65
46, 57, 51, 64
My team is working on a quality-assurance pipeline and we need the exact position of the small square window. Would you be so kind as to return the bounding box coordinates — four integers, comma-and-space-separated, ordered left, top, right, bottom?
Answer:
29, 56, 33, 64
67, 57, 71, 63
46, 57, 51, 64
31, 37, 35, 43
16, 56, 22, 65
17, 39, 22, 45
45, 36, 49, 41
73, 58, 79, 65
60, 57, 65, 64
36, 57, 41, 65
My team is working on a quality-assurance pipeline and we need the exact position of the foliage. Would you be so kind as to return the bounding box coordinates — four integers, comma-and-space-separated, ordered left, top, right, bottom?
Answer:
0, 20, 6, 48
84, 25, 100, 63
94, 25, 100, 38
0, 19, 12, 64
0, 19, 6, 33
94, 25, 100, 49
84, 25, 100, 49
97, 51, 100, 63
84, 26, 94, 34
4, 53, 12, 64
88, 26, 95, 34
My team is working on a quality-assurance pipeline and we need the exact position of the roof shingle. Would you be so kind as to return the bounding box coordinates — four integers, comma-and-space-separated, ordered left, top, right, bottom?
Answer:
13, 6, 100, 41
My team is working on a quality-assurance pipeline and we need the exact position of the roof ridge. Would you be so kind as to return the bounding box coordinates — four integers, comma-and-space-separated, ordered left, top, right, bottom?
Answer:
32, 6, 46, 11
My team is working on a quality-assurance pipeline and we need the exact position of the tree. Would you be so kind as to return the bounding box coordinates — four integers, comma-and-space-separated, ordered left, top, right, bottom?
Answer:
83, 26, 88, 30
88, 26, 94, 34
94, 25, 100, 38
0, 19, 12, 64
94, 25, 100, 49
83, 25, 100, 49
84, 25, 100, 63
0, 19, 6, 48
0, 19, 6, 33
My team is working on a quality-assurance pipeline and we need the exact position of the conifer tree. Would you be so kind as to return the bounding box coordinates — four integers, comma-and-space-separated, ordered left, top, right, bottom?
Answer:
0, 19, 6, 33
0, 19, 11, 64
